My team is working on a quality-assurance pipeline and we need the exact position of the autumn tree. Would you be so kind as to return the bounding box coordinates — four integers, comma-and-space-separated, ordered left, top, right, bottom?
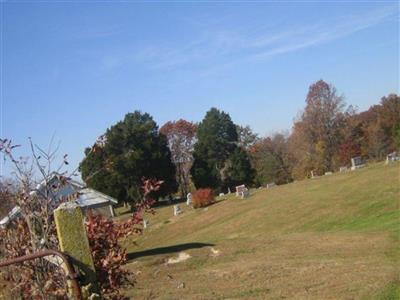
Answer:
160, 119, 197, 197
343, 95, 400, 161
250, 133, 292, 185
377, 94, 400, 153
336, 106, 363, 166
80, 111, 177, 206
289, 80, 346, 178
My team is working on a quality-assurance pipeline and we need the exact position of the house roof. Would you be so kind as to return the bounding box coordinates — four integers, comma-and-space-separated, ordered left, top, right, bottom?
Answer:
76, 188, 118, 207
0, 173, 118, 228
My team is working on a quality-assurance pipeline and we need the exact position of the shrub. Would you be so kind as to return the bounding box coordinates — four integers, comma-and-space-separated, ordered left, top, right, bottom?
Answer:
0, 139, 161, 299
192, 188, 215, 208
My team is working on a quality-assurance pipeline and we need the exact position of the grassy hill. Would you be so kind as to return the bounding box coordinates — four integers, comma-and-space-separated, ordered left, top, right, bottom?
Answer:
120, 162, 400, 299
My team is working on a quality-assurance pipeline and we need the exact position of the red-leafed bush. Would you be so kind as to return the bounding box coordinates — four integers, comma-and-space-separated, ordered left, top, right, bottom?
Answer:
85, 178, 160, 299
192, 188, 215, 208
0, 139, 162, 300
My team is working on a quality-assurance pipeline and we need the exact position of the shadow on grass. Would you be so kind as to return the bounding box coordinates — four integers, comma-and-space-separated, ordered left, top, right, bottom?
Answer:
127, 242, 215, 260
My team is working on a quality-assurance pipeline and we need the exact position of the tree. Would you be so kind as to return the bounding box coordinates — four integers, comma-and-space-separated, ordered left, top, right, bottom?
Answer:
191, 108, 254, 192
377, 94, 400, 153
160, 119, 197, 197
80, 111, 177, 206
336, 106, 363, 166
289, 80, 346, 178
225, 147, 255, 187
250, 133, 292, 185
236, 125, 258, 149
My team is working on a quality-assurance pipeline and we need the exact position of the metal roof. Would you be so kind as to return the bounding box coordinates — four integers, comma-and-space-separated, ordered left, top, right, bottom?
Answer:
75, 188, 118, 207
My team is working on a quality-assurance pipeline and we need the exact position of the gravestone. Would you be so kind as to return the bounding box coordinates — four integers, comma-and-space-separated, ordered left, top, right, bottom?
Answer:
186, 193, 192, 206
324, 171, 333, 176
228, 187, 231, 194
219, 192, 224, 197
174, 205, 182, 216
339, 166, 348, 172
240, 188, 250, 199
143, 219, 149, 229
311, 170, 315, 179
386, 152, 399, 165
54, 203, 99, 296
235, 185, 246, 197
266, 182, 276, 189
351, 156, 365, 170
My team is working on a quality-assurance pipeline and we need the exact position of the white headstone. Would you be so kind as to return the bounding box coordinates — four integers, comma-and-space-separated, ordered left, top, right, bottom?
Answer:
324, 171, 333, 176
219, 192, 224, 197
386, 152, 399, 165
266, 182, 276, 189
143, 219, 149, 229
235, 185, 246, 197
228, 187, 231, 194
240, 188, 250, 199
339, 166, 348, 172
186, 193, 192, 206
174, 205, 182, 216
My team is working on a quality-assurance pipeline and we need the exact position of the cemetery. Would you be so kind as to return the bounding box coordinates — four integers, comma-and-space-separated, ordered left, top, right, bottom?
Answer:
1, 3, 399, 298
116, 162, 399, 299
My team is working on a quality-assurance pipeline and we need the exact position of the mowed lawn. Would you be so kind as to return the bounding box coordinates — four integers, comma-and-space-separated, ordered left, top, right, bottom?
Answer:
119, 162, 400, 300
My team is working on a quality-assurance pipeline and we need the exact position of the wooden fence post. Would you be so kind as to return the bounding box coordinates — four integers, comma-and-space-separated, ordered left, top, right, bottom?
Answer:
54, 202, 100, 299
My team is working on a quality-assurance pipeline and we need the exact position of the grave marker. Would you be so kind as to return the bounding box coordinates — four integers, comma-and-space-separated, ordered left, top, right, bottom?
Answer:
143, 219, 149, 229
386, 152, 399, 165
351, 156, 365, 170
54, 202, 99, 297
186, 193, 192, 206
235, 185, 246, 197
240, 188, 250, 199
174, 205, 182, 216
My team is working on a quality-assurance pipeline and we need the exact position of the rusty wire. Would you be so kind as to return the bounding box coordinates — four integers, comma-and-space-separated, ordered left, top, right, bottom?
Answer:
0, 249, 82, 300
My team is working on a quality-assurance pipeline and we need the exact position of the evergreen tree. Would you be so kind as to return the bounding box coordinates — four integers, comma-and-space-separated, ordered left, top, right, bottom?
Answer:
191, 108, 254, 191
225, 147, 255, 187
79, 111, 177, 206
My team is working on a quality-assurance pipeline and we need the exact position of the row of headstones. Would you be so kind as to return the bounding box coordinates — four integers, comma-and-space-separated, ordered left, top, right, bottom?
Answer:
147, 153, 400, 227
310, 152, 399, 179
143, 194, 192, 228
173, 184, 253, 219
143, 182, 277, 228
311, 156, 365, 178
172, 192, 194, 217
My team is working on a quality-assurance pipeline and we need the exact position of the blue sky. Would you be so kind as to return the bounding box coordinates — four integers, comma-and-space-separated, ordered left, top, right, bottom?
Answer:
1, 1, 399, 177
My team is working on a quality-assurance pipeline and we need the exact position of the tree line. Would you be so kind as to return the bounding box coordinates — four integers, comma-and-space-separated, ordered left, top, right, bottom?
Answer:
79, 80, 400, 205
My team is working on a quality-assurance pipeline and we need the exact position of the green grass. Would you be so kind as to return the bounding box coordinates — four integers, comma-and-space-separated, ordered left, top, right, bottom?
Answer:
122, 162, 400, 299
376, 281, 400, 300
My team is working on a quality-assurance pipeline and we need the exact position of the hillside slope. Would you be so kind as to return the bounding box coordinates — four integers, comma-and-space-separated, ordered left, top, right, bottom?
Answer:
121, 162, 400, 299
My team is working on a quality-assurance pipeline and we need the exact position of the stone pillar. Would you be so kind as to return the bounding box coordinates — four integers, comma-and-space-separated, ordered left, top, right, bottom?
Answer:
54, 202, 100, 298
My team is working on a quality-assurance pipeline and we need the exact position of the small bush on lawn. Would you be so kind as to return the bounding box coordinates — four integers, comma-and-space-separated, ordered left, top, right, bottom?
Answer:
192, 188, 215, 208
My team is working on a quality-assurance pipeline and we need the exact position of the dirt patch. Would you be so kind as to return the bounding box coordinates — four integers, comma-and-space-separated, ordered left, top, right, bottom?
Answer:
210, 247, 221, 257
166, 252, 191, 264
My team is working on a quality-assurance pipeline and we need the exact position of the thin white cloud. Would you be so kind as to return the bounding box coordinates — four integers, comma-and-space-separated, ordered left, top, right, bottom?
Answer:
249, 5, 396, 62
101, 5, 397, 71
